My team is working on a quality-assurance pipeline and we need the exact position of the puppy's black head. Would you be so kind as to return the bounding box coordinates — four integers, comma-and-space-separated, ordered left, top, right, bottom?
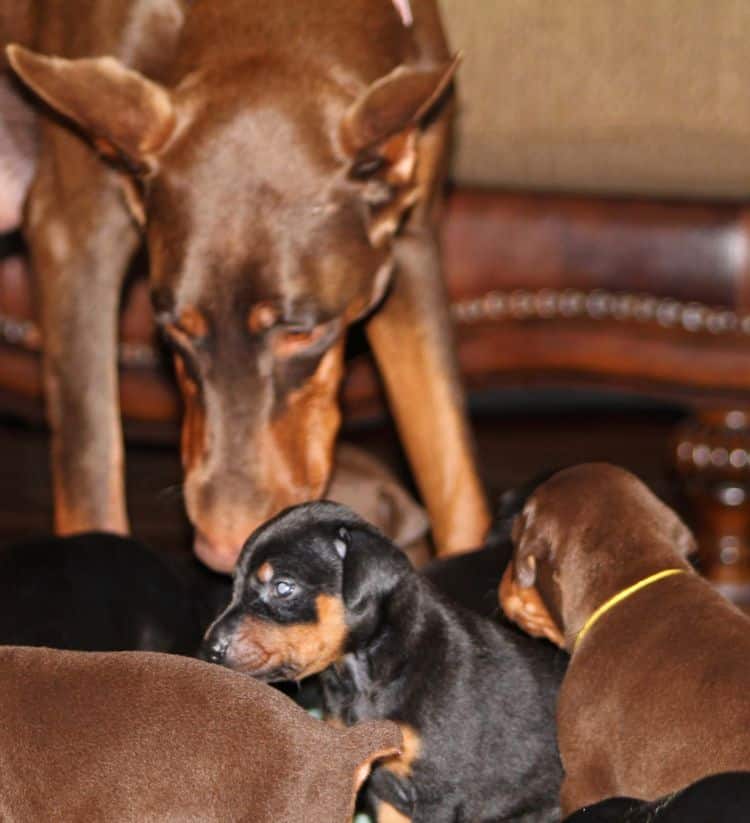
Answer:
201, 501, 411, 681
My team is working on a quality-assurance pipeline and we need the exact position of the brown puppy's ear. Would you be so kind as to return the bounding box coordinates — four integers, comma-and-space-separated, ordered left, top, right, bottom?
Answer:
501, 513, 566, 648
670, 512, 698, 559
346, 720, 403, 792
6, 45, 175, 171
341, 56, 460, 246
511, 511, 546, 588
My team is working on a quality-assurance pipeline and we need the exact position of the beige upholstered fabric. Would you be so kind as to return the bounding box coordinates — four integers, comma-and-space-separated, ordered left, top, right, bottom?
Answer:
440, 0, 750, 199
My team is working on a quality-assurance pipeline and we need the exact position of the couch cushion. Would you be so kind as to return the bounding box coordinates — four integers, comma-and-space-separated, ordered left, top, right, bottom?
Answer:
440, 0, 750, 199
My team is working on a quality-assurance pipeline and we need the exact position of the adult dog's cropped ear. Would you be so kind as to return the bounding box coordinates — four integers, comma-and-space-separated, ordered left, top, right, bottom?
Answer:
340, 525, 411, 645
341, 56, 460, 246
500, 511, 565, 648
6, 45, 175, 172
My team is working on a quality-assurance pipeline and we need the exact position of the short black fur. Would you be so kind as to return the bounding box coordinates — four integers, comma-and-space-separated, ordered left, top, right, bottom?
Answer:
563, 771, 750, 822
204, 501, 565, 823
0, 531, 229, 654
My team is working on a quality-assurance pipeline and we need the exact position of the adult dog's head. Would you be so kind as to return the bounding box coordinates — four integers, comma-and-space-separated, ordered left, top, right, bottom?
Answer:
6, 1, 456, 571
201, 500, 411, 681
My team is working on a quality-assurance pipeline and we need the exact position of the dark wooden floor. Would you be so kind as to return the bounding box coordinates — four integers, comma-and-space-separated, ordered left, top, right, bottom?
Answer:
0, 397, 687, 559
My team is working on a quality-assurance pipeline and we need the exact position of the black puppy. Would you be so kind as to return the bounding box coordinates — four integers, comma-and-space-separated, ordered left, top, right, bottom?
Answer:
0, 532, 229, 654
203, 502, 564, 823
563, 771, 750, 822
421, 480, 542, 618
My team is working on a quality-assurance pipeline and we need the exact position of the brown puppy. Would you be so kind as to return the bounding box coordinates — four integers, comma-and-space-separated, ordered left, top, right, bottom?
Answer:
0, 645, 401, 821
501, 463, 750, 815
1, 0, 488, 572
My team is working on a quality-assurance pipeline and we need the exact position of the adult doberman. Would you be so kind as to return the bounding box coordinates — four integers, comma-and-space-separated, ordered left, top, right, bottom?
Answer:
0, 0, 488, 571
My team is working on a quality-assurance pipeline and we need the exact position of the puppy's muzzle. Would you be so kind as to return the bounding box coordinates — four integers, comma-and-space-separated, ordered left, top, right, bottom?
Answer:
201, 634, 230, 664
201, 621, 270, 672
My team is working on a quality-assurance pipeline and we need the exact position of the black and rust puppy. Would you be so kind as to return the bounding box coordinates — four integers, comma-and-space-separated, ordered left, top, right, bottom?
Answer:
0, 532, 229, 654
203, 502, 564, 823
563, 771, 750, 822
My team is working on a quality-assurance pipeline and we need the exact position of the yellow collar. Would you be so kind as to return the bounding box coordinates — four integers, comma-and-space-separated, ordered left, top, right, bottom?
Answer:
573, 568, 685, 652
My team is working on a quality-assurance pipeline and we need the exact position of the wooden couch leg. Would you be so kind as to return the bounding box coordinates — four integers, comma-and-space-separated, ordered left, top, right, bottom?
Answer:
673, 410, 750, 605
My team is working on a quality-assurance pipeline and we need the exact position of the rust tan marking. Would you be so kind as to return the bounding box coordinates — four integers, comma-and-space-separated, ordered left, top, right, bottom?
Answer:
383, 128, 417, 185
247, 301, 280, 335
93, 136, 120, 160
262, 340, 345, 498
173, 354, 206, 473
178, 307, 208, 339
499, 563, 565, 648
377, 801, 411, 823
325, 715, 346, 730
272, 322, 331, 359
256, 562, 274, 584
118, 174, 146, 226
231, 593, 348, 677
381, 724, 421, 779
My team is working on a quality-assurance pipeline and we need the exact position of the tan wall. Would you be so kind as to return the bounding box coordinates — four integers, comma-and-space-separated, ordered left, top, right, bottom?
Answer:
439, 0, 750, 198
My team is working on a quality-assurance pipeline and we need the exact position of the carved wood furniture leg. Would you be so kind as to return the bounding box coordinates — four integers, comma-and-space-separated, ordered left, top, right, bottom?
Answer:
24, 132, 139, 535
673, 409, 750, 604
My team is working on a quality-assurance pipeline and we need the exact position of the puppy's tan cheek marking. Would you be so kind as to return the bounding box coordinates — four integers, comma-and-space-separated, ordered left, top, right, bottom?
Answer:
285, 593, 348, 677
256, 562, 274, 584
499, 565, 565, 649
231, 595, 348, 675
381, 724, 421, 779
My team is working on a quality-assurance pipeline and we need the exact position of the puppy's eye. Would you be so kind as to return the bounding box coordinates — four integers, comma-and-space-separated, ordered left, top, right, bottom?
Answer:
273, 580, 296, 599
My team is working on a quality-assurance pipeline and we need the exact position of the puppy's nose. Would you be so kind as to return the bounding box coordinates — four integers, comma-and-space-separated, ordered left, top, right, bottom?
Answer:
201, 636, 229, 665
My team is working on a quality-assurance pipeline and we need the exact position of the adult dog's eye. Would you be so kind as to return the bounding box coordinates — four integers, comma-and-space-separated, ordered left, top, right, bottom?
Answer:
273, 580, 296, 599
272, 321, 335, 359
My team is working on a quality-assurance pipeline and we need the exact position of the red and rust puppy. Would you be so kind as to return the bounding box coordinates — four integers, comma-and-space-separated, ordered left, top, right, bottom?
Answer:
202, 501, 564, 823
501, 463, 750, 816
1, 0, 489, 572
1, 645, 401, 821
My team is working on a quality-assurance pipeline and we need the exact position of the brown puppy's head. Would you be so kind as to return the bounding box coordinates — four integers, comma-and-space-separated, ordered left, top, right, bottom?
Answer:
201, 500, 411, 681
500, 463, 696, 650
6, 18, 458, 572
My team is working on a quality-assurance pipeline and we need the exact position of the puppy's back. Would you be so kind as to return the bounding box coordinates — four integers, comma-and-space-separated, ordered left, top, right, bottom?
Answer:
0, 646, 400, 822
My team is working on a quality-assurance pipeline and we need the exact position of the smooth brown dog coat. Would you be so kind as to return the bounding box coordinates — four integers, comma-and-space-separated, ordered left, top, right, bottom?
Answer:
0, 0, 488, 571
502, 463, 750, 815
0, 645, 401, 821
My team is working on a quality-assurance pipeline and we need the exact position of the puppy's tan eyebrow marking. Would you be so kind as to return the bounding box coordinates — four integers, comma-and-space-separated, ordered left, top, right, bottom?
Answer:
256, 562, 274, 583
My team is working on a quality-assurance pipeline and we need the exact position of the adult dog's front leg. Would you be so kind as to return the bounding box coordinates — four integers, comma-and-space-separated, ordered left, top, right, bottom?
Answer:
366, 226, 489, 555
25, 135, 139, 534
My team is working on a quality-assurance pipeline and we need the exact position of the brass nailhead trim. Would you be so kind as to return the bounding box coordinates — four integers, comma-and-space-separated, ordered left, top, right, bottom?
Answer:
451, 288, 750, 337
0, 288, 748, 369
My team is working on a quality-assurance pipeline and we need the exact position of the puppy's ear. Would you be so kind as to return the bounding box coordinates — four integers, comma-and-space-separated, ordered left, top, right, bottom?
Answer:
341, 526, 410, 645
333, 527, 349, 560
503, 511, 565, 648
511, 512, 550, 588
670, 513, 697, 559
